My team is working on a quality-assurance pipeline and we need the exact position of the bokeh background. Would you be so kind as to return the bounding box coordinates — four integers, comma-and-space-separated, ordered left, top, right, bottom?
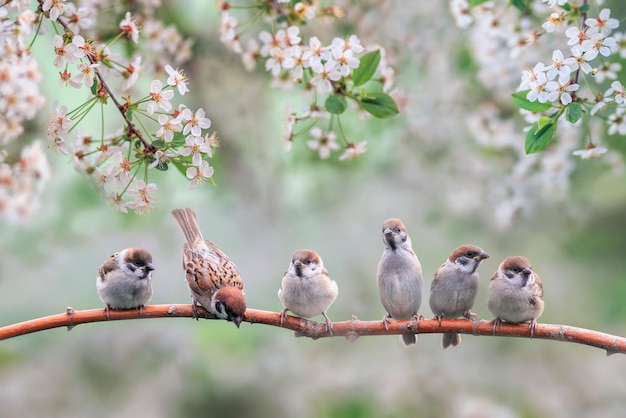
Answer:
1, 1, 626, 417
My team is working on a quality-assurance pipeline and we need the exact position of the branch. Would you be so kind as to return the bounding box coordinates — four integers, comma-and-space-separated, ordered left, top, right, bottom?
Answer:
0, 305, 624, 355
42, 1, 157, 154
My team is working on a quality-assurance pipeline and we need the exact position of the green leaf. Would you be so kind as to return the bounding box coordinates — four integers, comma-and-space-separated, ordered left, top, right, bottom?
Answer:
509, 0, 526, 12
152, 139, 165, 148
537, 115, 554, 131
470, 0, 490, 7
512, 91, 552, 112
171, 132, 186, 147
325, 94, 347, 114
525, 120, 557, 154
566, 103, 582, 123
153, 161, 168, 171
126, 109, 133, 121
360, 92, 399, 119
351, 50, 381, 87
172, 161, 188, 177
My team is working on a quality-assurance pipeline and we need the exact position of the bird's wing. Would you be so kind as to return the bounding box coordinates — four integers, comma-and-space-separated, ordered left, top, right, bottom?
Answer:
98, 253, 118, 282
206, 240, 244, 290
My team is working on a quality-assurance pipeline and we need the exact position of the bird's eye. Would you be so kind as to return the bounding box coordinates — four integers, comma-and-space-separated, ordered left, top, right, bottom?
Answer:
466, 251, 476, 258
215, 301, 224, 314
395, 227, 401, 233
511, 267, 521, 273
304, 258, 311, 264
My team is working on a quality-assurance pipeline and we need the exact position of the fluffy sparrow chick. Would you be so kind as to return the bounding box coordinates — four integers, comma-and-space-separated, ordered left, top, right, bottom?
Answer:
278, 249, 339, 336
429, 245, 490, 349
97, 247, 155, 316
172, 208, 246, 327
376, 218, 423, 346
487, 256, 544, 336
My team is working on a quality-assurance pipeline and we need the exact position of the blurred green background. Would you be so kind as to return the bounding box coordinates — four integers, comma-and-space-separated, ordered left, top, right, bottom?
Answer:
1, 1, 626, 417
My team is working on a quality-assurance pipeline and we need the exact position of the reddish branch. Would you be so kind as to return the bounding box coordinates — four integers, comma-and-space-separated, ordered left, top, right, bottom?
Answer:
0, 305, 624, 355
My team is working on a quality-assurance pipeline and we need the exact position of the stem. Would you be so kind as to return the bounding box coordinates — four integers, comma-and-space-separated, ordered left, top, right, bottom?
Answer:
40, 0, 157, 155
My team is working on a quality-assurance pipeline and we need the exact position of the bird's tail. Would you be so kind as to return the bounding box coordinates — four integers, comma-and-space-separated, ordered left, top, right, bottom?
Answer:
172, 208, 204, 245
401, 333, 417, 347
442, 332, 461, 349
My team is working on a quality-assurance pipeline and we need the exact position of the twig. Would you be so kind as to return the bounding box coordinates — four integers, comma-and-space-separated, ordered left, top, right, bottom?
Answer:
41, 1, 157, 154
0, 305, 624, 355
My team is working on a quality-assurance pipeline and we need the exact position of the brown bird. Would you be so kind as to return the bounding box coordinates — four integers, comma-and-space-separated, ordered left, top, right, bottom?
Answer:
172, 208, 246, 327
278, 249, 338, 336
376, 218, 423, 347
429, 245, 489, 349
97, 247, 155, 318
487, 256, 544, 337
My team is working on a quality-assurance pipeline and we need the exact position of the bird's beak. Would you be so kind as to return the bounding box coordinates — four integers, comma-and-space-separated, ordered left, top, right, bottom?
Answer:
383, 227, 393, 235
476, 252, 490, 260
293, 259, 303, 277
522, 267, 532, 276
233, 316, 242, 328
146, 263, 155, 271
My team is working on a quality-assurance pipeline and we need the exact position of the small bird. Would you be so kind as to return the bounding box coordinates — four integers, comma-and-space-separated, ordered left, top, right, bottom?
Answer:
278, 249, 338, 336
97, 247, 155, 317
429, 245, 490, 349
487, 256, 544, 336
172, 208, 246, 327
376, 218, 423, 346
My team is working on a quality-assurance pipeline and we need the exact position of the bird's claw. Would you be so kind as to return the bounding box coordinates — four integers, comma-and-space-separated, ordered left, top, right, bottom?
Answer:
382, 314, 391, 331
191, 298, 200, 321
464, 310, 481, 322
529, 319, 538, 338
491, 318, 502, 335
322, 312, 334, 337
279, 309, 288, 328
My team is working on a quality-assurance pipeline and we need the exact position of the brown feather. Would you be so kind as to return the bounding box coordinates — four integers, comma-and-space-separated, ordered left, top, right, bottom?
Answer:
533, 273, 544, 299
172, 208, 246, 323
98, 253, 119, 282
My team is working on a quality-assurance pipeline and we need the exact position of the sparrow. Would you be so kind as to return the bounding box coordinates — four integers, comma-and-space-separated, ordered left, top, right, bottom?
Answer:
429, 245, 490, 349
278, 249, 338, 336
171, 208, 246, 327
97, 247, 155, 317
376, 218, 423, 346
487, 256, 544, 336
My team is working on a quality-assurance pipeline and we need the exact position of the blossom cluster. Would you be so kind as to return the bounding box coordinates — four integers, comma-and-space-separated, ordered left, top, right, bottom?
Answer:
41, 4, 217, 214
218, 2, 400, 161
0, 1, 211, 220
447, 0, 626, 228
517, 3, 625, 158
0, 142, 50, 224
0, 3, 48, 223
46, 60, 218, 214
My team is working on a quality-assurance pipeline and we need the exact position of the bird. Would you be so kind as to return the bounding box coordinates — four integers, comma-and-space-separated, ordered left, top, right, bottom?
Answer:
171, 208, 246, 327
487, 256, 544, 337
97, 247, 155, 317
376, 218, 423, 346
278, 249, 338, 336
429, 245, 490, 348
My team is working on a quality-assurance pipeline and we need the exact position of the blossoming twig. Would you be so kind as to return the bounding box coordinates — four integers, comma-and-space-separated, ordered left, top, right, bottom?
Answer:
46, 2, 156, 154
